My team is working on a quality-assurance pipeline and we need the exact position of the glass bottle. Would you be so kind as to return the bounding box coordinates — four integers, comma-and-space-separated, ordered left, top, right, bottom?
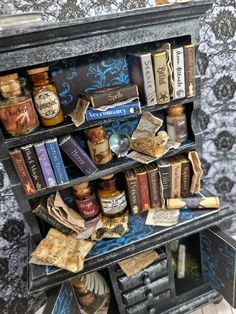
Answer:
97, 174, 127, 217
0, 73, 39, 136
85, 125, 112, 165
166, 104, 188, 142
74, 183, 100, 220
27, 66, 64, 127
72, 276, 96, 307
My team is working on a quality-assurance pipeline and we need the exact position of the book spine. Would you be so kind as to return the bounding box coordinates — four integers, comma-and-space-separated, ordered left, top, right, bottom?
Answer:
59, 136, 98, 176
172, 47, 185, 99
184, 44, 196, 98
33, 202, 71, 234
158, 163, 171, 199
45, 139, 69, 185
125, 172, 141, 214
34, 142, 57, 187
181, 161, 191, 197
153, 51, 170, 104
84, 84, 139, 108
136, 171, 151, 211
9, 149, 36, 195
170, 161, 182, 198
85, 101, 141, 121
21, 145, 46, 190
141, 54, 157, 106
147, 168, 161, 209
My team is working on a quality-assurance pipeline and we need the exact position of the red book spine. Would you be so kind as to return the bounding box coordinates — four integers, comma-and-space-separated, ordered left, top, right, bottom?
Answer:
136, 168, 151, 211
9, 148, 36, 195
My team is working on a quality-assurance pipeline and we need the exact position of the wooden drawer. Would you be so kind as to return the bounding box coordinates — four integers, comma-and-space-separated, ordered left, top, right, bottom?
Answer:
126, 289, 171, 314
118, 259, 168, 292
122, 275, 169, 306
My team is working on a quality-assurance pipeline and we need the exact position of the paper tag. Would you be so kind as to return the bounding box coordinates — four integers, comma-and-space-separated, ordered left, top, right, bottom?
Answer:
146, 209, 180, 226
131, 112, 163, 139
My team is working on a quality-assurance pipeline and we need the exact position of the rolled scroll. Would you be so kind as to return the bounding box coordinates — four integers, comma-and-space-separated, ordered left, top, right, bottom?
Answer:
166, 196, 220, 210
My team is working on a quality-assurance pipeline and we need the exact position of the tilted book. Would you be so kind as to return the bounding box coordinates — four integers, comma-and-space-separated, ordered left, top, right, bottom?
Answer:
167, 156, 182, 198
34, 142, 57, 187
172, 47, 186, 99
59, 135, 98, 176
152, 50, 170, 104
21, 144, 46, 190
125, 169, 141, 214
145, 164, 161, 209
45, 138, 69, 185
9, 148, 36, 195
85, 100, 141, 121
82, 84, 139, 108
32, 198, 71, 234
127, 52, 157, 106
176, 154, 191, 197
184, 44, 196, 98
157, 159, 171, 199
135, 166, 151, 211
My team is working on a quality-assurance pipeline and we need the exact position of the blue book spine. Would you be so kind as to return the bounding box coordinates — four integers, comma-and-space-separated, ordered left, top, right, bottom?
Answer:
85, 101, 142, 121
45, 138, 69, 184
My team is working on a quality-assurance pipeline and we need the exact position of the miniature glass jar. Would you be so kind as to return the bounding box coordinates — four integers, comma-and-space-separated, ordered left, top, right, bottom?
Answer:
166, 104, 188, 142
85, 125, 112, 165
27, 66, 64, 127
0, 73, 39, 136
72, 276, 96, 307
97, 174, 127, 217
74, 183, 100, 220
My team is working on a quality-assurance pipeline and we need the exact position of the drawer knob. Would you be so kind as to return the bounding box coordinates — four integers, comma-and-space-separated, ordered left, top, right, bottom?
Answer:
146, 291, 154, 300
149, 308, 156, 314
143, 272, 151, 285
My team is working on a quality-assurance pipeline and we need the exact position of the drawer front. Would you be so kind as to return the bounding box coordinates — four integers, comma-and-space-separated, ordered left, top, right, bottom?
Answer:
126, 289, 171, 314
200, 227, 236, 308
122, 275, 169, 306
118, 259, 168, 292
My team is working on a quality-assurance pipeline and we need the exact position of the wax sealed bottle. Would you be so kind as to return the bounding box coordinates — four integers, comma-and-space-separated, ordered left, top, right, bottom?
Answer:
73, 182, 100, 220
0, 73, 39, 136
72, 276, 96, 307
85, 125, 112, 165
97, 174, 127, 217
27, 66, 64, 127
166, 104, 188, 142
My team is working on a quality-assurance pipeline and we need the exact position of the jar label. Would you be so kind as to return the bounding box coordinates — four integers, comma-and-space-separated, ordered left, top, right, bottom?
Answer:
0, 98, 39, 136
100, 191, 127, 214
76, 195, 99, 218
174, 117, 188, 141
34, 89, 60, 119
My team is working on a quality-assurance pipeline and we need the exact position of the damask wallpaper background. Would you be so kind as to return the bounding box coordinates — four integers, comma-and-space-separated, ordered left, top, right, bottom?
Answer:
0, 0, 235, 313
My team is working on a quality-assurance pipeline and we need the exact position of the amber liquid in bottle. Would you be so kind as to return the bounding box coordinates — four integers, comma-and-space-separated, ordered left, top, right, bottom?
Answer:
27, 66, 64, 127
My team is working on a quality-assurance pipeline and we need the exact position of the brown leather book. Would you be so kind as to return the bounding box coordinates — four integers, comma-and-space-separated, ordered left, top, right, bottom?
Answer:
82, 84, 139, 108
145, 164, 161, 209
176, 154, 191, 197
125, 169, 141, 214
9, 148, 36, 195
135, 166, 151, 211
184, 44, 196, 98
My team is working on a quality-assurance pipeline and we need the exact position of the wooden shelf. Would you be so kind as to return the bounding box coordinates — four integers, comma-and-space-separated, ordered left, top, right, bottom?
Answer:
27, 205, 235, 292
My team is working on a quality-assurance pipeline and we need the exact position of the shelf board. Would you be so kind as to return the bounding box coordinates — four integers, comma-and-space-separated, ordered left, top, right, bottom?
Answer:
2, 96, 195, 152
13, 140, 196, 200
28, 204, 236, 292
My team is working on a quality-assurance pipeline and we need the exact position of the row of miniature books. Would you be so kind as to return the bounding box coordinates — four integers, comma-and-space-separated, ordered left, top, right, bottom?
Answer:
125, 153, 191, 214
9, 134, 98, 195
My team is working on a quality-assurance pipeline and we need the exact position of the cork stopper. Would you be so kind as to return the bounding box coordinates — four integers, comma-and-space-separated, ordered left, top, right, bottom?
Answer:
0, 73, 22, 98
101, 174, 115, 181
0, 73, 19, 84
85, 126, 106, 144
73, 182, 89, 192
27, 66, 49, 75
167, 104, 185, 117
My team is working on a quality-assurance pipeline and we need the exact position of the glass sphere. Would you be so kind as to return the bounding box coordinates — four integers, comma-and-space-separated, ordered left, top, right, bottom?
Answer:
109, 132, 131, 157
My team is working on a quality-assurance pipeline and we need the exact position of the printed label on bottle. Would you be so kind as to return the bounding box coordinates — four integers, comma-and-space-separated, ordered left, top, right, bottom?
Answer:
174, 117, 188, 141
76, 195, 99, 218
0, 98, 39, 136
100, 191, 127, 214
34, 89, 60, 119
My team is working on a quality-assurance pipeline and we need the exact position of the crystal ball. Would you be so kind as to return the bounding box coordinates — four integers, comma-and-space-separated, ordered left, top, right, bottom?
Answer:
109, 132, 131, 157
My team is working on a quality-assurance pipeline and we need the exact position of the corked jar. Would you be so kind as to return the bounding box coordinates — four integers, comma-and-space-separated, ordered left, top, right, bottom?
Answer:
0, 73, 39, 136
85, 125, 112, 165
27, 66, 64, 127
166, 104, 188, 142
